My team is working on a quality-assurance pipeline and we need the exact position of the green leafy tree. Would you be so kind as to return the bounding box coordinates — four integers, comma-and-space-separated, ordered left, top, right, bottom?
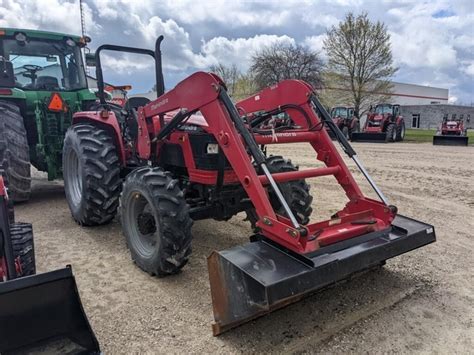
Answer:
324, 12, 397, 117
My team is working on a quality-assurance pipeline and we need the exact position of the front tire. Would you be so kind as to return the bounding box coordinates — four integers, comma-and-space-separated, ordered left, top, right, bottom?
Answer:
385, 124, 397, 142
10, 222, 35, 276
396, 121, 405, 141
120, 167, 193, 276
63, 124, 121, 226
0, 100, 31, 202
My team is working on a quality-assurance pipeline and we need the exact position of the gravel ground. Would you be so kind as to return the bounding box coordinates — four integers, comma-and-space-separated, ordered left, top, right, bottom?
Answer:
16, 142, 473, 354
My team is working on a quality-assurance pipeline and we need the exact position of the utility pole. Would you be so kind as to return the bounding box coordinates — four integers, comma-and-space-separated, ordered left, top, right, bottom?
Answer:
79, 0, 89, 75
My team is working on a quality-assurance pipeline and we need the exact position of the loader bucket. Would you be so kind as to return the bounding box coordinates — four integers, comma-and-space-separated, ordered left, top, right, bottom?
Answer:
432, 135, 469, 146
208, 215, 435, 335
350, 132, 388, 142
0, 266, 100, 354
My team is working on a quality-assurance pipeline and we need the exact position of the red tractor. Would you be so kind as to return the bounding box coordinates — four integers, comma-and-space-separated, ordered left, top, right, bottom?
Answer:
0, 176, 100, 353
433, 117, 469, 146
352, 103, 405, 142
328, 106, 360, 140
62, 37, 435, 334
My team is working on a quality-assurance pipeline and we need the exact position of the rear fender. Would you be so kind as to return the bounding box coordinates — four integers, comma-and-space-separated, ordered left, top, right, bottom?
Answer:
396, 116, 404, 126
72, 111, 126, 164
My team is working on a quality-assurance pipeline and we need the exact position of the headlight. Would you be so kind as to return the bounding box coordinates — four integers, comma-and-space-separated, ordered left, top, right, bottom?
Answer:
206, 143, 219, 154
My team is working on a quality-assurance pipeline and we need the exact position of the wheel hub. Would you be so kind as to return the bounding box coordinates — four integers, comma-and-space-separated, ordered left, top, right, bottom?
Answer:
137, 212, 156, 235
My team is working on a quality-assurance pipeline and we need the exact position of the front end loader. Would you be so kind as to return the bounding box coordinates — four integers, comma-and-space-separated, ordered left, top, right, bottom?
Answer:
326, 106, 360, 140
351, 103, 405, 143
433, 118, 469, 146
63, 36, 436, 335
0, 176, 100, 354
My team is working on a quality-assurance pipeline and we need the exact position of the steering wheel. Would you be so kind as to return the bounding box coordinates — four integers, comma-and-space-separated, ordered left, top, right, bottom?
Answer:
22, 64, 43, 72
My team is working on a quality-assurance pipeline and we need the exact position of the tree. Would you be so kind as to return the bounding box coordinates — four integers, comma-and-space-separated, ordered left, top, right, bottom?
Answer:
232, 73, 259, 101
209, 63, 240, 97
324, 12, 397, 117
250, 42, 323, 90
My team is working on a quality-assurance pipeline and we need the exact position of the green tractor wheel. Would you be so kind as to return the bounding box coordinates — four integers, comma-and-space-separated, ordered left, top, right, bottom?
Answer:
0, 100, 31, 202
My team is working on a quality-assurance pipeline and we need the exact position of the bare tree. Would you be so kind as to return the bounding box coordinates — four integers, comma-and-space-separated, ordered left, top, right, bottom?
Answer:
324, 12, 397, 117
250, 42, 323, 90
209, 63, 240, 97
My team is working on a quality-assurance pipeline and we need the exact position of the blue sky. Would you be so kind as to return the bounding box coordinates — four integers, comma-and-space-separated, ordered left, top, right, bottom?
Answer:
0, 0, 473, 104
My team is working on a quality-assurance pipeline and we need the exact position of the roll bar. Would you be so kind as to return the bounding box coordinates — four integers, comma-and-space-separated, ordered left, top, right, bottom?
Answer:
94, 35, 165, 105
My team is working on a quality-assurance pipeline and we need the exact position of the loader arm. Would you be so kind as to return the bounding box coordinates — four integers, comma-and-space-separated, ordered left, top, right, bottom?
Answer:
137, 73, 396, 254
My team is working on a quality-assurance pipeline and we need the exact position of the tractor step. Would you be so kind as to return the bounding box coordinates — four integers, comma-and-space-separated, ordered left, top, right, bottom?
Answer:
0, 266, 100, 354
208, 214, 435, 335
433, 135, 469, 146
350, 132, 388, 142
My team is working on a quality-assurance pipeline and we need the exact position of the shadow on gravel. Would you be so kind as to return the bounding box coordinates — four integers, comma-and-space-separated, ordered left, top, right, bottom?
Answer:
214, 266, 421, 351
28, 178, 65, 204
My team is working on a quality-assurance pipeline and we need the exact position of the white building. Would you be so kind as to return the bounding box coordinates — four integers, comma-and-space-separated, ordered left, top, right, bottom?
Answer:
388, 81, 449, 105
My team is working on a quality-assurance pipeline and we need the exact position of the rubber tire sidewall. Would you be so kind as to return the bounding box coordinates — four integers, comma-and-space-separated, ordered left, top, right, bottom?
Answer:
63, 124, 121, 226
386, 124, 396, 142
63, 127, 89, 222
120, 167, 193, 276
396, 121, 406, 141
0, 100, 31, 202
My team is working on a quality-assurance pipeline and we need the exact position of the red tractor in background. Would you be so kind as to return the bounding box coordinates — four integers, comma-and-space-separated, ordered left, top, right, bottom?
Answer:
62, 36, 435, 334
328, 106, 360, 140
352, 103, 405, 143
433, 117, 469, 146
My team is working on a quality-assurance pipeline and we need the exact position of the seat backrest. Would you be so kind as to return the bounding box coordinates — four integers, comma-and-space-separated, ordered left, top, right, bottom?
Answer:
127, 96, 150, 110
36, 76, 60, 90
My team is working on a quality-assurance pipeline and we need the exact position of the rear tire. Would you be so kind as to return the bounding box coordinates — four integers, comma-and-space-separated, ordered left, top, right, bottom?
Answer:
385, 124, 397, 142
0, 100, 31, 202
246, 155, 313, 231
63, 124, 121, 226
396, 121, 405, 141
10, 222, 35, 276
120, 167, 193, 276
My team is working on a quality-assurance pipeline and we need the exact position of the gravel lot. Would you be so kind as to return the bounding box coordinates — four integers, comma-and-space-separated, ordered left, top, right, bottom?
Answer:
16, 142, 473, 354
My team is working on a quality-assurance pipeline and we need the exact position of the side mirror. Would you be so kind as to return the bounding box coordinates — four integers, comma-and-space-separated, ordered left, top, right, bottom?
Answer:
85, 53, 96, 67
0, 57, 15, 88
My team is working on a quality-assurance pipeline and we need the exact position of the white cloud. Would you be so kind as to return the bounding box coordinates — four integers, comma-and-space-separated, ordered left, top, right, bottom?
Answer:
448, 95, 458, 104
462, 61, 474, 77
201, 35, 296, 70
303, 34, 327, 59
0, 0, 95, 35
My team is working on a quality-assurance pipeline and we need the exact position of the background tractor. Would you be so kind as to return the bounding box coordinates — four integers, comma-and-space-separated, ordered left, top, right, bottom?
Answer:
351, 103, 405, 142
433, 116, 469, 146
0, 28, 96, 201
328, 106, 360, 140
62, 36, 435, 334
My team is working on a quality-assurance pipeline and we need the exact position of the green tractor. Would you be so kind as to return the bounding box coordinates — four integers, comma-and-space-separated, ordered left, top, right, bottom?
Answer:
0, 28, 97, 201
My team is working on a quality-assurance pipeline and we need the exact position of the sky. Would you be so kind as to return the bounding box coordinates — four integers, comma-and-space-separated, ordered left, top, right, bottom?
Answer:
0, 0, 473, 104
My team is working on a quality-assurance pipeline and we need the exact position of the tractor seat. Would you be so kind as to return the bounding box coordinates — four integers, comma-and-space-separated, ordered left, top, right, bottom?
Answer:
127, 96, 150, 110
35, 76, 60, 90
